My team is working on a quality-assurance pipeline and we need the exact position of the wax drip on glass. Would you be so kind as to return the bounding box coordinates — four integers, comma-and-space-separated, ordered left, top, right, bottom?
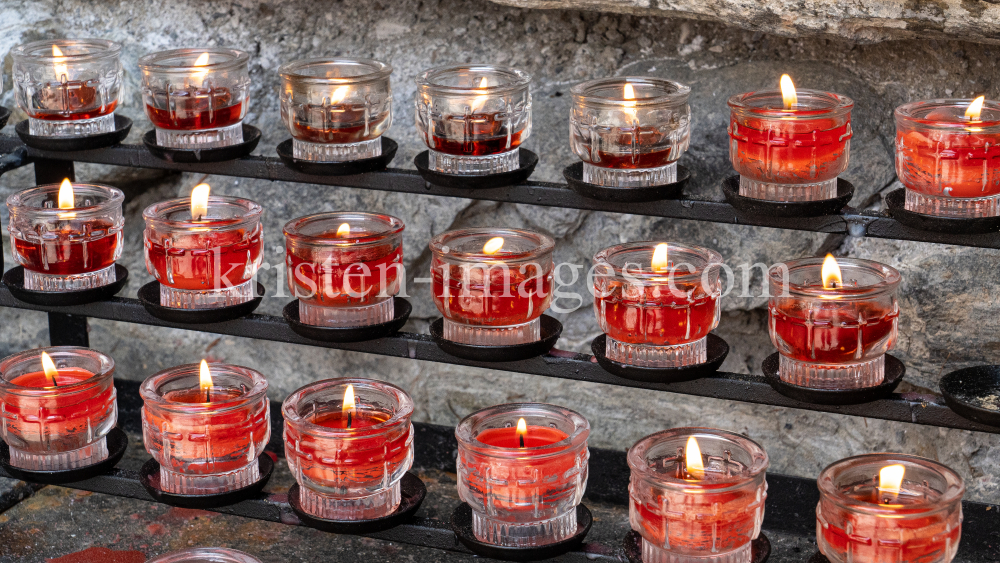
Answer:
199, 359, 212, 403
57, 179, 76, 219
40, 351, 60, 387
684, 435, 705, 479
470, 77, 489, 114
780, 74, 797, 110
482, 236, 504, 255
342, 384, 356, 429
190, 183, 210, 221
516, 417, 527, 448
877, 463, 905, 505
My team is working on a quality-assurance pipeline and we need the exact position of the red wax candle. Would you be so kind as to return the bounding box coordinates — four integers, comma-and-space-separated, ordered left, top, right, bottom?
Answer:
13, 218, 119, 275
6, 367, 113, 446
290, 103, 390, 144
432, 261, 552, 326
145, 88, 243, 131
33, 82, 116, 121
144, 227, 263, 291
593, 127, 677, 169
426, 113, 524, 156
769, 294, 898, 364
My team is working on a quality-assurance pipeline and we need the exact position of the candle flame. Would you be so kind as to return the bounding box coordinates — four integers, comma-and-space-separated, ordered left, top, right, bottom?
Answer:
470, 76, 489, 114
342, 384, 356, 413
330, 85, 350, 105
52, 45, 68, 80
685, 436, 705, 479
516, 417, 527, 447
192, 52, 211, 81
337, 223, 351, 238
190, 183, 210, 220
966, 96, 985, 121
623, 82, 637, 121
780, 74, 798, 110
821, 253, 843, 290
199, 359, 212, 393
482, 236, 504, 255
651, 243, 669, 273
40, 351, 59, 385
878, 464, 906, 500
58, 179, 74, 209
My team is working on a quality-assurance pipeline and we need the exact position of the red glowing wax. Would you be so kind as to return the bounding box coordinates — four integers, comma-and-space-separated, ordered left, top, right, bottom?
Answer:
475, 425, 567, 448
897, 127, 1000, 198
730, 112, 851, 185
287, 230, 402, 306
5, 368, 113, 449
145, 88, 243, 130
145, 227, 262, 291
432, 263, 551, 326
289, 104, 389, 144
592, 127, 679, 169
14, 219, 119, 275
597, 286, 717, 346
426, 113, 523, 156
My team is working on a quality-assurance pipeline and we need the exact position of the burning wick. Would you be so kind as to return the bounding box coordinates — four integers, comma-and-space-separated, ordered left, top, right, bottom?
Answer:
516, 417, 527, 448
192, 52, 211, 82
877, 464, 906, 504
482, 237, 504, 255
337, 223, 351, 238
329, 85, 350, 106
821, 253, 843, 291
780, 74, 798, 110
470, 77, 489, 114
190, 183, 210, 221
343, 384, 356, 429
199, 359, 212, 403
623, 82, 637, 121
651, 243, 669, 273
52, 45, 68, 81
966, 96, 985, 121
57, 179, 76, 219
40, 351, 60, 387
685, 436, 705, 479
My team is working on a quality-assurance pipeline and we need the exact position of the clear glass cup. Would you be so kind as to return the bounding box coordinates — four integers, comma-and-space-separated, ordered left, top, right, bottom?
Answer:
628, 428, 768, 563
140, 362, 270, 495
138, 48, 251, 149
143, 196, 263, 309
429, 227, 554, 345
284, 212, 404, 327
147, 548, 263, 563
729, 89, 853, 201
282, 378, 414, 520
11, 38, 123, 137
593, 242, 722, 367
570, 77, 691, 187
896, 99, 1000, 218
7, 183, 124, 291
456, 403, 590, 547
768, 258, 900, 389
817, 453, 964, 563
0, 347, 117, 471
279, 58, 393, 162
415, 65, 531, 175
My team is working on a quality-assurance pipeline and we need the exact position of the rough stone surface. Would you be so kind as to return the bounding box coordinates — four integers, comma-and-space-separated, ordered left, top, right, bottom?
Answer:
0, 0, 998, 509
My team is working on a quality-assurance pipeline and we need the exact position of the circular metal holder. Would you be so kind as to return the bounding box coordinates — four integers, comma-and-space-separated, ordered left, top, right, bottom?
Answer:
16, 115, 132, 152
0, 107, 11, 130
283, 297, 411, 343
142, 124, 261, 163
287, 472, 426, 534
762, 353, 905, 405
0, 426, 128, 484
429, 315, 562, 363
139, 454, 274, 509
3, 264, 129, 306
138, 281, 265, 324
562, 162, 689, 203
885, 188, 1000, 235
276, 137, 398, 176
451, 502, 592, 562
940, 365, 1000, 427
721, 175, 854, 218
623, 530, 770, 563
590, 333, 729, 383
413, 148, 538, 190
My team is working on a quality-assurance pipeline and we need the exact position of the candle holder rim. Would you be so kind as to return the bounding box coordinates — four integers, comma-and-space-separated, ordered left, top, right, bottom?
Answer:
137, 47, 250, 72
416, 64, 531, 95
455, 402, 590, 455
281, 377, 415, 436
0, 346, 115, 395
142, 195, 263, 229
11, 38, 122, 61
818, 452, 965, 514
429, 227, 555, 262
278, 57, 393, 83
283, 211, 405, 245
728, 88, 853, 117
7, 183, 125, 215
146, 547, 263, 563
895, 98, 1000, 128
627, 427, 769, 485
139, 362, 268, 412
570, 76, 691, 107
593, 241, 723, 281
769, 257, 900, 299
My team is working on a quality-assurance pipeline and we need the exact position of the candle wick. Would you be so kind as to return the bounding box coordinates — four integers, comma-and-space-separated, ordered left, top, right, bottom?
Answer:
205, 386, 210, 403
347, 411, 352, 429
50, 374, 59, 387
519, 434, 524, 448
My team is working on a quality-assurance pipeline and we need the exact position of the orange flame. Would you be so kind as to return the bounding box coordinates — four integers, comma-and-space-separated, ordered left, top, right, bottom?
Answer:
878, 464, 906, 501
685, 436, 705, 479
41, 351, 59, 386
623, 82, 637, 120
516, 417, 527, 447
58, 179, 74, 210
337, 223, 351, 238
966, 96, 985, 121
471, 77, 489, 114
52, 45, 68, 80
199, 360, 212, 395
190, 183, 210, 220
821, 253, 843, 290
342, 384, 356, 413
483, 237, 504, 255
780, 74, 797, 110
330, 85, 350, 105
651, 243, 669, 273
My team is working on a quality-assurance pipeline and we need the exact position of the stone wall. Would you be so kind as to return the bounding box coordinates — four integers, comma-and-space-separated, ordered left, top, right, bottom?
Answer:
0, 0, 998, 502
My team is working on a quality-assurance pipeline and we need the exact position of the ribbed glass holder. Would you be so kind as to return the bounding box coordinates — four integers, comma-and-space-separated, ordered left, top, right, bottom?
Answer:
778, 354, 884, 389
299, 480, 401, 520
23, 263, 116, 292
160, 279, 254, 309
155, 122, 244, 149
293, 138, 382, 162
739, 176, 837, 202
642, 538, 752, 563
473, 509, 577, 548
299, 298, 394, 327
429, 148, 519, 175
904, 188, 1000, 218
159, 460, 259, 495
443, 317, 540, 345
9, 436, 108, 471
583, 162, 677, 188
606, 335, 707, 367
28, 114, 116, 137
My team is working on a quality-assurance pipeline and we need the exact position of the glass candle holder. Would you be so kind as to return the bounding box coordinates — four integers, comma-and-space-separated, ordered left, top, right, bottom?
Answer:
282, 378, 414, 520
284, 212, 404, 327
570, 77, 691, 188
143, 196, 263, 309
429, 227, 554, 346
279, 58, 393, 162
817, 453, 964, 563
0, 347, 117, 471
11, 38, 123, 137
768, 257, 900, 389
415, 65, 531, 175
7, 182, 124, 291
728, 89, 853, 201
628, 428, 768, 563
140, 362, 270, 495
895, 99, 1000, 218
138, 48, 251, 149
456, 403, 590, 547
593, 242, 722, 367
148, 547, 263, 563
